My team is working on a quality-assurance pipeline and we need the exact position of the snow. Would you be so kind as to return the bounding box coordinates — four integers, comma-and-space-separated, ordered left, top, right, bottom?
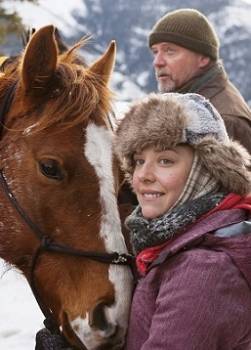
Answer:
2, 0, 144, 103
2, 0, 87, 37
212, 5, 251, 42
0, 261, 44, 349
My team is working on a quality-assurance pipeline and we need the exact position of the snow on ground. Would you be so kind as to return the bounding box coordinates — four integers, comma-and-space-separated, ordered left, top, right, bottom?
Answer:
0, 260, 44, 349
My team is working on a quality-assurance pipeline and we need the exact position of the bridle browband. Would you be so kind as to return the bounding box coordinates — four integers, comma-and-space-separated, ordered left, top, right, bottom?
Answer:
0, 81, 135, 344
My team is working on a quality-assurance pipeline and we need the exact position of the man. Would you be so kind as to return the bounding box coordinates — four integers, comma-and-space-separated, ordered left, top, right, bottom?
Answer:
149, 8, 251, 153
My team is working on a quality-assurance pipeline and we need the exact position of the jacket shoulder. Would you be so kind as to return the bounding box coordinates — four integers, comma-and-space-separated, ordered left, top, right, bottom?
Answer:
145, 247, 243, 297
199, 77, 251, 151
199, 75, 251, 121
160, 246, 235, 279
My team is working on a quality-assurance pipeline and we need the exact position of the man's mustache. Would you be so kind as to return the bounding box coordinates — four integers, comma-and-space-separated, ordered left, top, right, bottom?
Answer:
155, 69, 171, 78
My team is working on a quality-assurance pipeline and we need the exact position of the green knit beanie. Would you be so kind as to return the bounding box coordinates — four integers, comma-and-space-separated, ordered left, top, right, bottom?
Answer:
149, 8, 219, 60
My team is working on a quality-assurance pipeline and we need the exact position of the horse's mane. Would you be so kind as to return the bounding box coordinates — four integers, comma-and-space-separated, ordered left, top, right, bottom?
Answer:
0, 41, 113, 134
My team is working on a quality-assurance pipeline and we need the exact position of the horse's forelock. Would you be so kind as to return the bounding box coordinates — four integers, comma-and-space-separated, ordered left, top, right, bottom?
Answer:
0, 52, 112, 135
33, 62, 113, 132
58, 38, 88, 67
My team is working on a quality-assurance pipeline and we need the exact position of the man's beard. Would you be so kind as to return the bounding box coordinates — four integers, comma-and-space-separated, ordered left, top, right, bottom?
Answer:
158, 79, 176, 93
156, 72, 176, 92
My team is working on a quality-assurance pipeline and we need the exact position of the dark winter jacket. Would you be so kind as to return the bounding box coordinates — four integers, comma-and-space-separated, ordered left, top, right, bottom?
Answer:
179, 63, 251, 153
126, 198, 251, 350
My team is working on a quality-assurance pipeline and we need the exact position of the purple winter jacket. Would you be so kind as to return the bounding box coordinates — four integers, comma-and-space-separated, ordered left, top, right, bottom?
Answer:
126, 208, 251, 350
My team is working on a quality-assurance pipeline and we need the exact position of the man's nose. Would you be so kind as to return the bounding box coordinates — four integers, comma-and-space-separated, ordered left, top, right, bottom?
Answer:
153, 52, 166, 67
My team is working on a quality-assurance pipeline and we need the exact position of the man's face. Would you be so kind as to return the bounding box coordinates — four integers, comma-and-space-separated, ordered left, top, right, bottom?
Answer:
151, 42, 209, 92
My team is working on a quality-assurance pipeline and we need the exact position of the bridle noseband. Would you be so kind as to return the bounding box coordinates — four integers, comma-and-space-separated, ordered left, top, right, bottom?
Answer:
0, 81, 135, 344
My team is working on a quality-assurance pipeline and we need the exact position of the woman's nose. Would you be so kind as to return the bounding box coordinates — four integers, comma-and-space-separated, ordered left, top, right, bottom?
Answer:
138, 163, 155, 182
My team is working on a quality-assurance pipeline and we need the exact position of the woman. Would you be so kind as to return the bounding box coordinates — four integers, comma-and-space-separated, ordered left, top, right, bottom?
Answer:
114, 93, 251, 350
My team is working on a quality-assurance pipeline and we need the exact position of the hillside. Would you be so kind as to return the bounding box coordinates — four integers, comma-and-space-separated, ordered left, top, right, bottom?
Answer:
2, 0, 251, 103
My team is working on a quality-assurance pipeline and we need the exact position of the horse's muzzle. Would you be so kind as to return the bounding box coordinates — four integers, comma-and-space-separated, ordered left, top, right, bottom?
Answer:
66, 300, 127, 350
89, 300, 125, 349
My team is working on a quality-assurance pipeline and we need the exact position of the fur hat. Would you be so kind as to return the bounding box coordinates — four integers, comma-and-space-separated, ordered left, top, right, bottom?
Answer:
149, 8, 219, 60
114, 93, 251, 196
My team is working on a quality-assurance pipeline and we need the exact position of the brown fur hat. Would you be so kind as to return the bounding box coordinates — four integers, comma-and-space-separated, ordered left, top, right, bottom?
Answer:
114, 93, 251, 195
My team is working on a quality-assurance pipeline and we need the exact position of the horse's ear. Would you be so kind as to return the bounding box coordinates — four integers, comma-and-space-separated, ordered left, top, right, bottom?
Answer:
89, 40, 116, 84
21, 25, 57, 94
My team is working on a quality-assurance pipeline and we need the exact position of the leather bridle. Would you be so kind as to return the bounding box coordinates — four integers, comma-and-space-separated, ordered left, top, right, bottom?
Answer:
0, 81, 135, 342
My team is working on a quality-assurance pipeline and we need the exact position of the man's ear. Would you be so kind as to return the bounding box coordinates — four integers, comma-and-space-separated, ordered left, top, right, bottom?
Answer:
198, 55, 211, 69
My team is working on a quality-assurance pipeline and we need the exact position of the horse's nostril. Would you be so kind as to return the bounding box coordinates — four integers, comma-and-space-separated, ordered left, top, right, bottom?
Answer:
89, 300, 115, 336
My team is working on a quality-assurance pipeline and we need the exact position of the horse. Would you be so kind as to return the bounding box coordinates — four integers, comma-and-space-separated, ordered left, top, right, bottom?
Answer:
0, 25, 133, 349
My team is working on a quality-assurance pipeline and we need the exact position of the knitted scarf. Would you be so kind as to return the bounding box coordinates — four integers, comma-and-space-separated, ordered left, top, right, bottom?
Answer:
125, 192, 226, 254
171, 152, 221, 209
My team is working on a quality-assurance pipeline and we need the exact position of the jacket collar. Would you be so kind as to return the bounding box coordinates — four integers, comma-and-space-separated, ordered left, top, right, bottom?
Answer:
136, 194, 251, 275
150, 208, 247, 269
177, 62, 226, 97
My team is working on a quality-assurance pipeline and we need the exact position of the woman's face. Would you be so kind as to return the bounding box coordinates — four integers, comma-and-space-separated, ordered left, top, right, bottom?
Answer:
132, 145, 194, 219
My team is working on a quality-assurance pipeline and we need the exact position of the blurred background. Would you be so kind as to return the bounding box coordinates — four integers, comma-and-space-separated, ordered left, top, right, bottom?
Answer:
0, 1, 251, 348
0, 0, 251, 104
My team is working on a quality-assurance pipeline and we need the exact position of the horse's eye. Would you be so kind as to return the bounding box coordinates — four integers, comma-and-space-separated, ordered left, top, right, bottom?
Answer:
39, 159, 64, 181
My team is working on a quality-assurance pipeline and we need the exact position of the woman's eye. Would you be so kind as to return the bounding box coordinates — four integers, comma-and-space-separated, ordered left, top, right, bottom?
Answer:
159, 159, 173, 165
39, 159, 64, 181
134, 159, 144, 166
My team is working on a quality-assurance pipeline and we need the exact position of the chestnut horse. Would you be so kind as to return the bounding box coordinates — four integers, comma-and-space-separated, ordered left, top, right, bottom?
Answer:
0, 26, 133, 349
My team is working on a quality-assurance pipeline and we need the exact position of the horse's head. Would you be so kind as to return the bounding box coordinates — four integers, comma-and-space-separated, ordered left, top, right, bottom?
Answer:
0, 26, 133, 349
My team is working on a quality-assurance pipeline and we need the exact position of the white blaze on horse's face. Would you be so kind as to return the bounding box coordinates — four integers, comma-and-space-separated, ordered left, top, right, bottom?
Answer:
70, 122, 133, 349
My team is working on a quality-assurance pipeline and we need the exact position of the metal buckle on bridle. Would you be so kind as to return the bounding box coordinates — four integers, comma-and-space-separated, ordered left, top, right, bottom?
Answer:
112, 252, 131, 264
